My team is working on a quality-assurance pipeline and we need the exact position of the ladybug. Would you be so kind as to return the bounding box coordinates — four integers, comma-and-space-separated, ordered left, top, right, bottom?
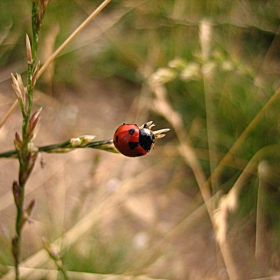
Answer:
113, 122, 156, 157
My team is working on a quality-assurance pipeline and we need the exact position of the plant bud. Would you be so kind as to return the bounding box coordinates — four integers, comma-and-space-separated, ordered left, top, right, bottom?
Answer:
70, 138, 81, 147
14, 132, 23, 151
26, 199, 35, 217
20, 199, 35, 229
26, 34, 33, 64
27, 108, 42, 141
11, 73, 27, 114
12, 181, 21, 208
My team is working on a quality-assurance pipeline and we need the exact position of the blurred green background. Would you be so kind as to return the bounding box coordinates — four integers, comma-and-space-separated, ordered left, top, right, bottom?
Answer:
0, 0, 280, 279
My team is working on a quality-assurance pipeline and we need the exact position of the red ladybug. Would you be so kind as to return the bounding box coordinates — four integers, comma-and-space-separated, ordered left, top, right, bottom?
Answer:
113, 123, 155, 157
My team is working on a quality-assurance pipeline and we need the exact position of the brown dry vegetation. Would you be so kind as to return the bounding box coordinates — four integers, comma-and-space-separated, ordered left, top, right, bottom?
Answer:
1, 1, 280, 280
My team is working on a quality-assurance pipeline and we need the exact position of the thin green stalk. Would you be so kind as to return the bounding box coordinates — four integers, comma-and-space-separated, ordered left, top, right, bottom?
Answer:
0, 139, 115, 159
12, 2, 43, 279
9, 1, 112, 278
31, 1, 39, 58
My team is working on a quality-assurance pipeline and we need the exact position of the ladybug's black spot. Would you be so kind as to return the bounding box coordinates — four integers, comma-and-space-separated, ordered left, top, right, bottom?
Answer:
129, 128, 135, 135
115, 136, 119, 143
139, 128, 155, 152
128, 141, 139, 150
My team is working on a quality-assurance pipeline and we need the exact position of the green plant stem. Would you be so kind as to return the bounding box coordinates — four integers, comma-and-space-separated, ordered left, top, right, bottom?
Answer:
31, 2, 39, 56
0, 139, 116, 159
14, 184, 24, 280
13, 2, 40, 279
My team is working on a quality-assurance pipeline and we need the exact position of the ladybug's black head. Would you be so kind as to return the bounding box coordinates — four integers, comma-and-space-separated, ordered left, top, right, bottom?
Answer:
139, 128, 155, 152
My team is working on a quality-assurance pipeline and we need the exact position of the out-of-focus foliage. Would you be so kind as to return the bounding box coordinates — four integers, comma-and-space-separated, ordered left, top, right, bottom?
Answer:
1, 0, 280, 279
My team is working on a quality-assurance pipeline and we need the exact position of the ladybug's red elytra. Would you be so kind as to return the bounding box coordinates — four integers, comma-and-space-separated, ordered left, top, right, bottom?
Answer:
113, 121, 170, 157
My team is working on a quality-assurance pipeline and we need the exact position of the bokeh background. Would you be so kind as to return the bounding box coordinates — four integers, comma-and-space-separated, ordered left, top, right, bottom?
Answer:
1, 0, 280, 279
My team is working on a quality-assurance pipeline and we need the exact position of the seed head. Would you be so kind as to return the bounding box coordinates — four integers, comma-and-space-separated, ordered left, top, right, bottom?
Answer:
21, 199, 35, 229
26, 34, 33, 64
37, 0, 50, 30
12, 181, 22, 208
27, 108, 42, 141
14, 132, 23, 151
70, 135, 96, 147
11, 73, 27, 113
70, 138, 82, 147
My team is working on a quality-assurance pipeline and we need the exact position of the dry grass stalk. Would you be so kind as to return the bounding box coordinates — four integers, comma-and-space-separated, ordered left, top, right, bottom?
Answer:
214, 190, 238, 245
207, 87, 280, 186
2, 163, 162, 279
37, 0, 111, 80
149, 78, 241, 280
214, 145, 280, 245
199, 19, 212, 61
255, 161, 269, 261
199, 19, 235, 278
0, 100, 18, 129
213, 145, 280, 280
149, 79, 211, 200
5, 267, 165, 280
146, 16, 280, 278
0, 0, 111, 131
200, 19, 219, 196
124, 192, 221, 273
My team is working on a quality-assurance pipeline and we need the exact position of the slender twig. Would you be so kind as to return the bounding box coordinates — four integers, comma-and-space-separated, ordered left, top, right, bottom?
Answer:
0, 100, 18, 129
11, 1, 49, 279
37, 0, 111, 79
0, 139, 116, 159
